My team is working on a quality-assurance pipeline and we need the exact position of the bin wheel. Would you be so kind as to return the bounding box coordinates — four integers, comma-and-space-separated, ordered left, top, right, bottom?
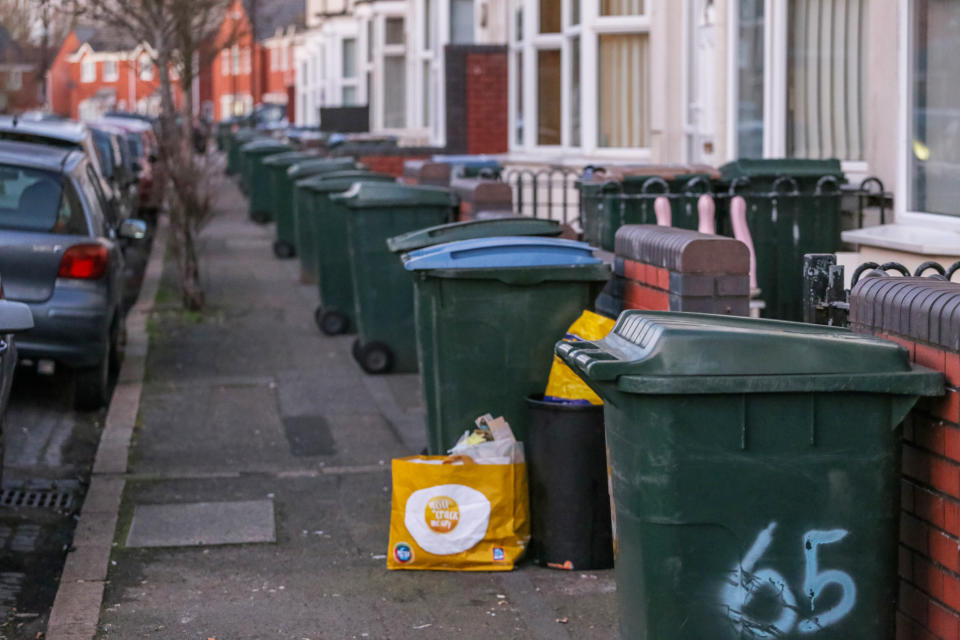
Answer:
351, 338, 363, 362
317, 308, 349, 336
251, 210, 269, 224
357, 341, 393, 374
273, 241, 295, 259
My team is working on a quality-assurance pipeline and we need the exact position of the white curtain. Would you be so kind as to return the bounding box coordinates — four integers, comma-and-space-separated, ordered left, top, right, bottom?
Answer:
598, 34, 648, 148
787, 0, 865, 160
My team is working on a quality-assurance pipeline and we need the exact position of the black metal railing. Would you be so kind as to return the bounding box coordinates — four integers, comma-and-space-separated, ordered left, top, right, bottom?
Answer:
502, 167, 581, 225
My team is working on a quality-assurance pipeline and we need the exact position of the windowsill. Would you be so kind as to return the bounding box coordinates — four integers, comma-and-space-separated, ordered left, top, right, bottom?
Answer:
841, 222, 960, 256
505, 148, 653, 167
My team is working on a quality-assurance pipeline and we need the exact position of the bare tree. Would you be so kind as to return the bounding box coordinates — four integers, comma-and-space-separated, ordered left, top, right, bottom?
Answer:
77, 0, 233, 310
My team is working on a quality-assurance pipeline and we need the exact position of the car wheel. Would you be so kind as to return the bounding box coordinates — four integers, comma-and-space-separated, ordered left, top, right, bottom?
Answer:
75, 340, 111, 411
351, 338, 363, 362
357, 341, 393, 375
318, 308, 349, 336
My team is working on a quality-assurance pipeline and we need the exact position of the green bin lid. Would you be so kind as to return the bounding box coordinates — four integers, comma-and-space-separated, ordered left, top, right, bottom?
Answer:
556, 311, 944, 395
263, 151, 320, 167
298, 172, 395, 193
719, 158, 844, 181
233, 129, 260, 141
287, 157, 356, 179
386, 217, 562, 253
331, 182, 459, 209
240, 139, 291, 154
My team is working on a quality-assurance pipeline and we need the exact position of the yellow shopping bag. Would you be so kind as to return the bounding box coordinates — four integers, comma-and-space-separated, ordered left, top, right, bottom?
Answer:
387, 455, 530, 571
544, 310, 615, 405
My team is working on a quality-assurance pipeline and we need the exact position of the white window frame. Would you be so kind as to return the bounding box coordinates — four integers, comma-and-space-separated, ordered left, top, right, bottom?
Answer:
896, 0, 960, 230
103, 59, 118, 82
372, 10, 409, 133
139, 56, 154, 81
6, 70, 22, 90
340, 36, 360, 105
725, 0, 868, 177
231, 45, 240, 75
510, 0, 652, 160
81, 59, 96, 83
270, 45, 279, 71
222, 49, 230, 76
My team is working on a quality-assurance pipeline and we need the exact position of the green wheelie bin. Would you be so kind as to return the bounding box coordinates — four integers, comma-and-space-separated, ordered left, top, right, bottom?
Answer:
402, 237, 610, 453
226, 128, 259, 176
298, 172, 397, 335
241, 139, 293, 221
718, 159, 845, 322
578, 164, 720, 251
289, 160, 362, 284
556, 311, 944, 640
262, 153, 340, 258
332, 182, 458, 374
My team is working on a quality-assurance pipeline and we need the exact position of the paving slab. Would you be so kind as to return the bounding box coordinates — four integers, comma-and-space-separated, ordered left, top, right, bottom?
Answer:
125, 500, 276, 548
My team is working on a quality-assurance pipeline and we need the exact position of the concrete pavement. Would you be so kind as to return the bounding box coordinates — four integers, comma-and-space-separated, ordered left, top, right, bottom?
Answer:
70, 166, 617, 639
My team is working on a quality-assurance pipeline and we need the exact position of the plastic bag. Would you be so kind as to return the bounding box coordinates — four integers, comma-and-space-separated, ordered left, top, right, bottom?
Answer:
543, 310, 615, 405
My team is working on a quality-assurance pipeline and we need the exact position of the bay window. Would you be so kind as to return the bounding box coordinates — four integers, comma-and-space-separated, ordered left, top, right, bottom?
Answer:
511, 0, 650, 154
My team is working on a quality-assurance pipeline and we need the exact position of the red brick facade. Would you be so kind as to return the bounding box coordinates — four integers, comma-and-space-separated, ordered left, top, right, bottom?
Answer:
49, 31, 183, 120
357, 154, 430, 178
0, 67, 42, 113
464, 51, 507, 155
848, 279, 960, 640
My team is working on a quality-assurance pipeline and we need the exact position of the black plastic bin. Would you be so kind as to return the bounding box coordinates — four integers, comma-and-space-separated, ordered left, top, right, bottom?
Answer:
525, 395, 614, 571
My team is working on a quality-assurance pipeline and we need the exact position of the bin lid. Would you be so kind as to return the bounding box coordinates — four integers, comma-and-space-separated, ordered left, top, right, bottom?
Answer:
287, 157, 356, 179
331, 182, 459, 208
298, 172, 395, 193
263, 151, 320, 167
555, 310, 945, 395
240, 139, 291, 154
403, 236, 602, 270
232, 129, 260, 142
387, 218, 561, 253
719, 158, 844, 181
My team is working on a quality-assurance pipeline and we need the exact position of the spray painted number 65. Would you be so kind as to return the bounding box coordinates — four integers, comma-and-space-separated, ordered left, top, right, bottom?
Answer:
720, 522, 857, 636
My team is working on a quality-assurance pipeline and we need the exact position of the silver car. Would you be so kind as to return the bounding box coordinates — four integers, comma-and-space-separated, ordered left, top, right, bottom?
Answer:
0, 141, 146, 409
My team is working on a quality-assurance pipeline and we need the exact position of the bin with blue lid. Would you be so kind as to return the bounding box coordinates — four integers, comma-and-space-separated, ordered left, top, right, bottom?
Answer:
555, 310, 944, 639
432, 155, 502, 179
297, 171, 397, 335
332, 182, 458, 374
403, 236, 610, 453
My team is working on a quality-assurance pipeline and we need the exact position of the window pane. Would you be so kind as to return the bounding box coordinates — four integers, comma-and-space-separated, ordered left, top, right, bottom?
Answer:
515, 52, 523, 145
537, 49, 561, 145
386, 17, 405, 45
424, 0, 433, 50
598, 34, 648, 147
540, 0, 561, 33
451, 0, 474, 44
570, 37, 580, 146
737, 0, 764, 158
600, 0, 643, 16
384, 56, 406, 128
342, 86, 358, 105
911, 0, 960, 217
367, 21, 373, 62
571, 0, 580, 25
343, 38, 357, 78
515, 6, 524, 42
787, 0, 865, 161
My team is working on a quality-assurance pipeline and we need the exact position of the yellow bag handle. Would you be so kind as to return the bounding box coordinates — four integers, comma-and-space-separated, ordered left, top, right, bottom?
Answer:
441, 455, 476, 465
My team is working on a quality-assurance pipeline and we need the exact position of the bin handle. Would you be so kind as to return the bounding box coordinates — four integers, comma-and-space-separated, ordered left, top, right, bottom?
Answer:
697, 195, 716, 234
771, 175, 800, 196
730, 195, 758, 291
640, 176, 670, 194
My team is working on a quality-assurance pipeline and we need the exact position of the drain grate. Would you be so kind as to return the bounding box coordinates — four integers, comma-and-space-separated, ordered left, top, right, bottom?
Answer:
0, 489, 76, 511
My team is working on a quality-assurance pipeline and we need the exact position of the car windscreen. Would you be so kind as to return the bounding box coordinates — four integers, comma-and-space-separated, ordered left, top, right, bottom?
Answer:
91, 131, 115, 179
0, 164, 86, 234
126, 133, 144, 159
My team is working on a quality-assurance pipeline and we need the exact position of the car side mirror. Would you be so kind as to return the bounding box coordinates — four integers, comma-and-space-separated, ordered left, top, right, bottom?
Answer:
148, 154, 158, 164
119, 218, 148, 240
0, 300, 34, 332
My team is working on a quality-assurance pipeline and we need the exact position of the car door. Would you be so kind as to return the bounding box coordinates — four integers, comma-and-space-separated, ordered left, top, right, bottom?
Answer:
80, 164, 124, 313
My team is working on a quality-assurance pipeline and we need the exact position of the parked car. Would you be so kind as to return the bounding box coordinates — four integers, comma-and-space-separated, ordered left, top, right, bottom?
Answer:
0, 116, 127, 226
0, 277, 34, 481
88, 121, 140, 221
102, 117, 165, 215
0, 141, 147, 409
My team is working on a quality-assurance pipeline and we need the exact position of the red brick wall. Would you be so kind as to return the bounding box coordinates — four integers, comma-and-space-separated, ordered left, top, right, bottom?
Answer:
849, 279, 960, 640
464, 51, 507, 155
1, 68, 43, 113
357, 155, 429, 178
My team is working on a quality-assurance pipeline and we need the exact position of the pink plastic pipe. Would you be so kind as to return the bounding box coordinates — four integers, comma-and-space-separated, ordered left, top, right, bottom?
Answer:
697, 194, 716, 235
729, 195, 758, 291
654, 196, 672, 226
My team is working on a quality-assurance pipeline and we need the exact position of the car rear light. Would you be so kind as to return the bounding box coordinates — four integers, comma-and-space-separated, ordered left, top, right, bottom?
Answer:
58, 244, 108, 279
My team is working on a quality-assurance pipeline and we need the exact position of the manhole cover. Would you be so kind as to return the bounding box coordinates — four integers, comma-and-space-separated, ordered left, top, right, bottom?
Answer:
0, 489, 76, 511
